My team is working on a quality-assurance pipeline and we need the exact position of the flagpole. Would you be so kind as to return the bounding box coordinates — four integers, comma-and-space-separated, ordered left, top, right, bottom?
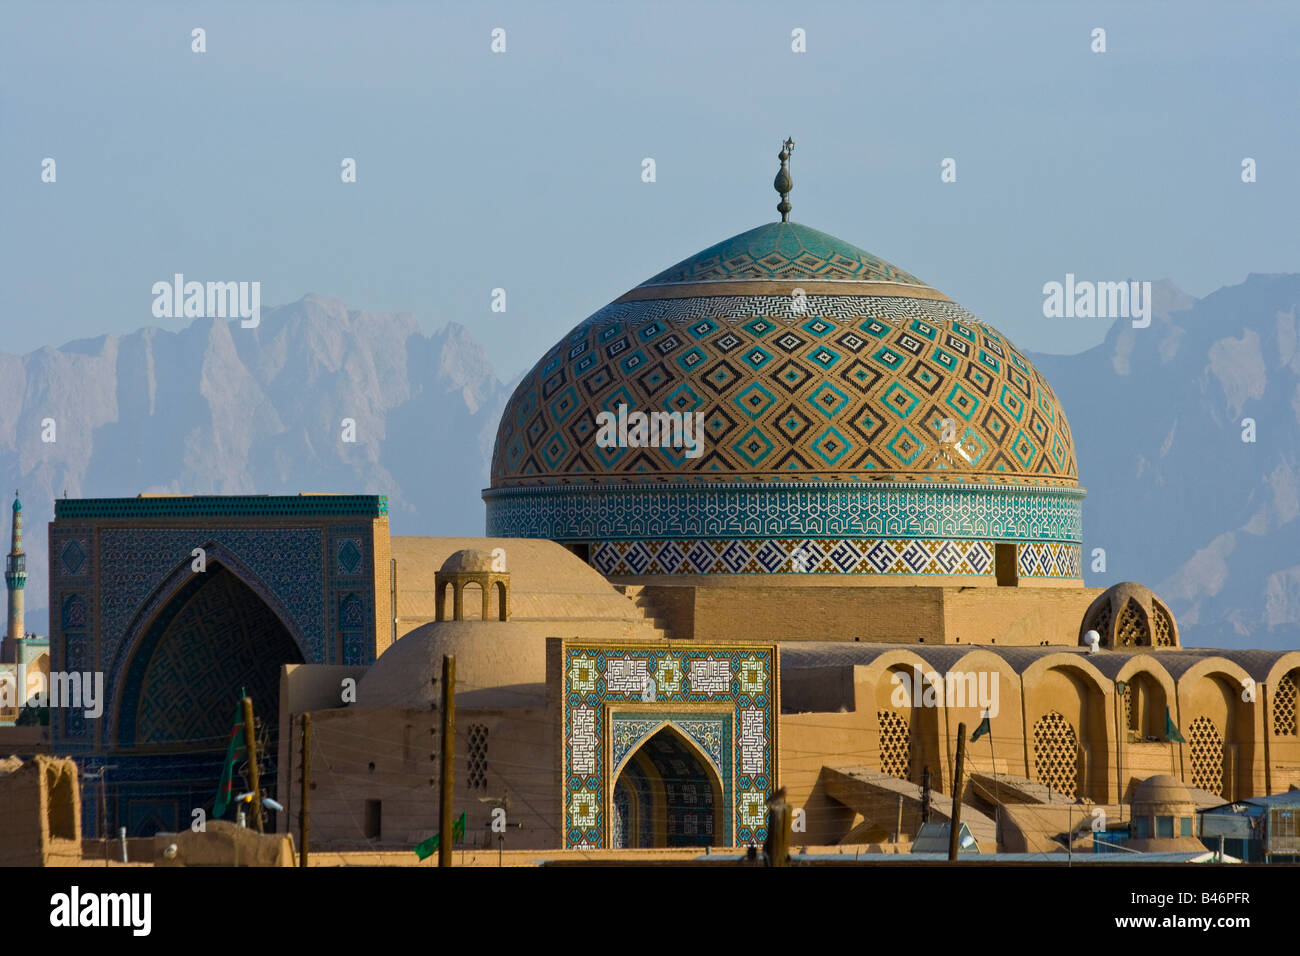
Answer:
987, 723, 999, 845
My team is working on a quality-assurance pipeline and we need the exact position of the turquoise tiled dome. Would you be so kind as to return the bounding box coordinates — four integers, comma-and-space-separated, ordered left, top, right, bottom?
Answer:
485, 219, 1084, 581
635, 221, 930, 289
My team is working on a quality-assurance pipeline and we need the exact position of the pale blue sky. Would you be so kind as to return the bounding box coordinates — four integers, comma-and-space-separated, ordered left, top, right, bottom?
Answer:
2, 0, 1297, 378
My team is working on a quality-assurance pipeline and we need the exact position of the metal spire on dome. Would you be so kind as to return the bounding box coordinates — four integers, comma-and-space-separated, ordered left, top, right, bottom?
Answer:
774, 137, 794, 222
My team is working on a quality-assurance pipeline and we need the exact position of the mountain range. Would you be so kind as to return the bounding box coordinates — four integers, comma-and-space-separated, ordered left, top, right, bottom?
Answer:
2, 279, 1297, 650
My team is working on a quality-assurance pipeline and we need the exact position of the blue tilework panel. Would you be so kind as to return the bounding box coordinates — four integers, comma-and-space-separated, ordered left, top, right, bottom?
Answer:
98, 528, 325, 689
561, 642, 778, 850
486, 481, 1084, 544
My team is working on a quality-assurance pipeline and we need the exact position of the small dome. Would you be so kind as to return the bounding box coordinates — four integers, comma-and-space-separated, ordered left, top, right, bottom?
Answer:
355, 620, 545, 708
12, 495, 20, 513
1080, 582, 1179, 649
1132, 774, 1195, 813
439, 549, 496, 573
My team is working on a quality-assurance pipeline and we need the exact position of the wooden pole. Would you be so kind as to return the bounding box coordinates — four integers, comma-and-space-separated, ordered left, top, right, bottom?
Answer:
987, 729, 1000, 846
947, 722, 966, 862
438, 654, 455, 868
390, 558, 398, 648
921, 766, 931, 824
99, 767, 111, 866
764, 787, 790, 867
242, 696, 264, 833
299, 712, 311, 868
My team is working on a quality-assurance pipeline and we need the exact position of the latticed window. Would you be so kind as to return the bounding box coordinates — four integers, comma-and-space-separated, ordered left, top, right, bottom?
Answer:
1121, 683, 1134, 732
1089, 599, 1113, 646
1152, 603, 1175, 647
467, 723, 489, 791
1033, 711, 1078, 799
877, 710, 911, 781
1188, 716, 1224, 796
1274, 671, 1298, 737
1116, 599, 1150, 647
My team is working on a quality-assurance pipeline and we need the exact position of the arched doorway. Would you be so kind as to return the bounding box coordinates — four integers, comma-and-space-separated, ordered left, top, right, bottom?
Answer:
115, 564, 305, 834
611, 726, 723, 848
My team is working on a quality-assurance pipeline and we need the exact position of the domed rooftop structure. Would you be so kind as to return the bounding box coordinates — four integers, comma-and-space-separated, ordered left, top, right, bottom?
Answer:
1080, 582, 1179, 648
1132, 774, 1195, 811
486, 142, 1084, 583
355, 620, 546, 709
439, 548, 496, 573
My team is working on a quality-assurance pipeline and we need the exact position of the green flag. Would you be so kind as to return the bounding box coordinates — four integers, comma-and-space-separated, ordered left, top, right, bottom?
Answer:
414, 812, 467, 860
414, 832, 439, 860
213, 699, 247, 818
970, 714, 992, 743
1164, 707, 1185, 743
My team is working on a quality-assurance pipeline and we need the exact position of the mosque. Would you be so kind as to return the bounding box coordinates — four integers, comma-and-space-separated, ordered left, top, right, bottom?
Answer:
39, 142, 1300, 855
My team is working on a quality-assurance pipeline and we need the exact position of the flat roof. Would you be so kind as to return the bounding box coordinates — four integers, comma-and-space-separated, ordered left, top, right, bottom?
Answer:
53, 494, 388, 520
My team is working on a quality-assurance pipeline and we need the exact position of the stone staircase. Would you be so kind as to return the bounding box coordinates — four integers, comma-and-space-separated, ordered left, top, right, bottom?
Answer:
613, 584, 673, 640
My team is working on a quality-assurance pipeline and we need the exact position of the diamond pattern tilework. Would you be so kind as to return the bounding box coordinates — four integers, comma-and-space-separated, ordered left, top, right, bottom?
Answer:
638, 222, 927, 287
492, 293, 1076, 487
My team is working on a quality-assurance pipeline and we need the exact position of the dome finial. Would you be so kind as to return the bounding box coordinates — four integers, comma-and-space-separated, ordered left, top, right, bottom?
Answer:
774, 137, 794, 222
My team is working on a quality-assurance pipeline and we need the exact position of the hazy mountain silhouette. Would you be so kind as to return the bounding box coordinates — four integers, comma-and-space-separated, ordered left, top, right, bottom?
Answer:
0, 294, 510, 633
4, 279, 1298, 651
1030, 274, 1300, 649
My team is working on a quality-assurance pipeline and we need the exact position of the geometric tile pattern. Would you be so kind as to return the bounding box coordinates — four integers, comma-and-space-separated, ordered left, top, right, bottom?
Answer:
591, 537, 1000, 576
96, 528, 326, 706
1016, 541, 1083, 579
561, 641, 777, 850
638, 222, 930, 287
486, 481, 1085, 544
54, 495, 388, 520
60, 537, 89, 576
612, 729, 720, 847
611, 715, 727, 773
130, 567, 301, 745
491, 284, 1077, 488
336, 538, 364, 575
49, 503, 385, 758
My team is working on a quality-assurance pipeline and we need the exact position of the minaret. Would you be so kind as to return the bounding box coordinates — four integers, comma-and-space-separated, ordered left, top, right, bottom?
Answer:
3, 491, 25, 663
